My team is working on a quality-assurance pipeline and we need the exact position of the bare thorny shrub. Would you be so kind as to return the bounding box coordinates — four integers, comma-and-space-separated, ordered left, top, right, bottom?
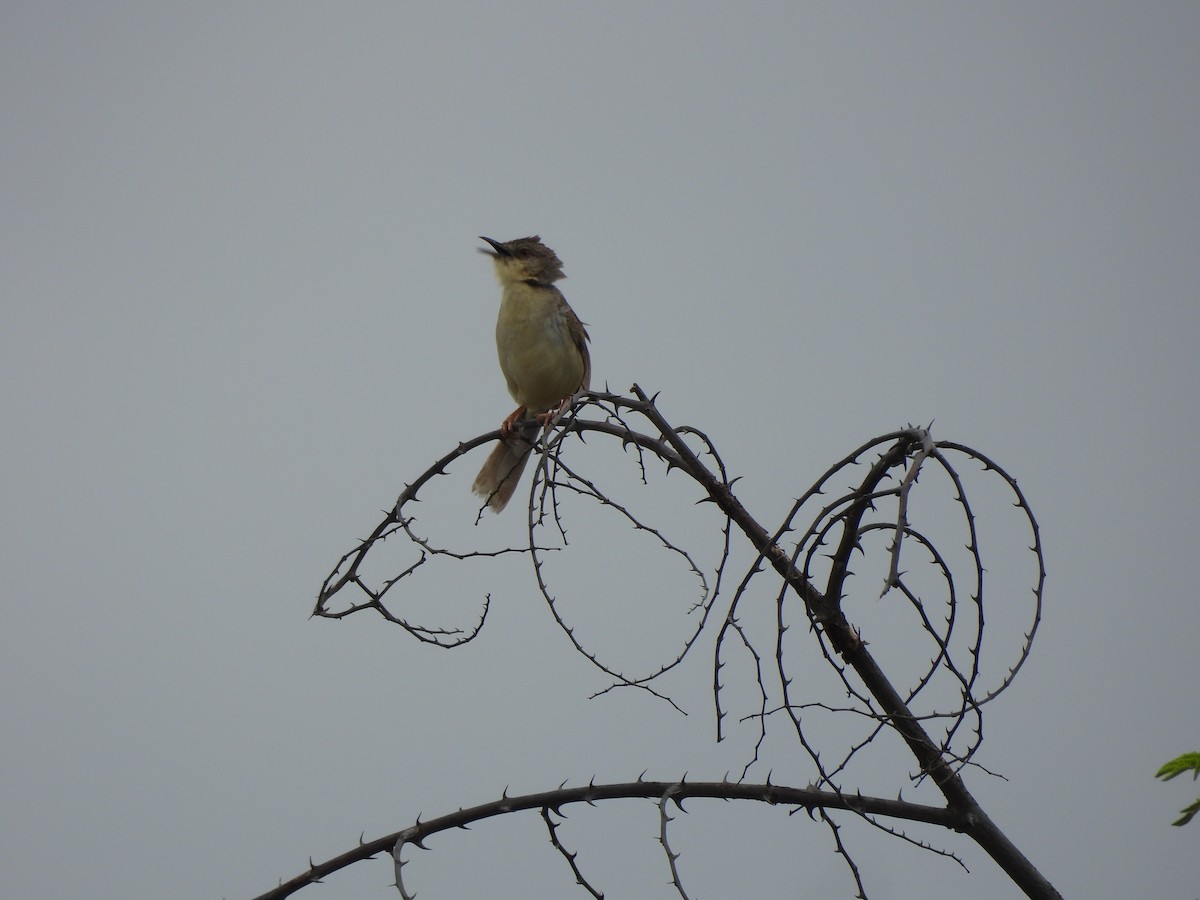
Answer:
256, 386, 1060, 900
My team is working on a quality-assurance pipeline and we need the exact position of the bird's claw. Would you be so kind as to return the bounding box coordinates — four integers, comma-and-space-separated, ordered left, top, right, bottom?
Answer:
499, 406, 527, 441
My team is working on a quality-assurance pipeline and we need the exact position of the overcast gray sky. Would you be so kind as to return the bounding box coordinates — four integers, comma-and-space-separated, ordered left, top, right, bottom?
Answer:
4, 3, 1199, 898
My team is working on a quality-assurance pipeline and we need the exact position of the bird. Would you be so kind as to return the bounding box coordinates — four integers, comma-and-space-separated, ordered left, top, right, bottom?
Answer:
471, 235, 591, 512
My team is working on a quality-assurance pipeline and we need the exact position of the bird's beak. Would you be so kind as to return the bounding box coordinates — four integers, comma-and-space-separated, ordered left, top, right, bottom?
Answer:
479, 236, 509, 257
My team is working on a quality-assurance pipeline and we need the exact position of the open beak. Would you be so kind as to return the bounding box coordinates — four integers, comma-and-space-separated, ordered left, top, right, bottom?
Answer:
479, 236, 509, 257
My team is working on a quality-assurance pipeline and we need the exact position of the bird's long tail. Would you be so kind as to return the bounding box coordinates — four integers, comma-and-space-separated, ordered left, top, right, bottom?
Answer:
471, 435, 533, 512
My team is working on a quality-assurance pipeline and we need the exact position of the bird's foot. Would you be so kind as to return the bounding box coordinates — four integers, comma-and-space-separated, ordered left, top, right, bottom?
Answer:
499, 406, 527, 441
534, 396, 573, 431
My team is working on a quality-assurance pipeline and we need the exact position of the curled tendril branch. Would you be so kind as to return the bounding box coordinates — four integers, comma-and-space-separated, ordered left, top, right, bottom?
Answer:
299, 386, 1058, 900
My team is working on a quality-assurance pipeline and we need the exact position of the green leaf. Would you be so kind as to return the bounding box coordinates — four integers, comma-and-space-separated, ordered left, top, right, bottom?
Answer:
1172, 799, 1200, 828
1158, 753, 1200, 827
1155, 753, 1200, 783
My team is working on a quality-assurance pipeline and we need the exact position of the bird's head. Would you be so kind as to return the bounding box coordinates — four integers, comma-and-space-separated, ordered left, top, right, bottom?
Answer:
479, 235, 566, 285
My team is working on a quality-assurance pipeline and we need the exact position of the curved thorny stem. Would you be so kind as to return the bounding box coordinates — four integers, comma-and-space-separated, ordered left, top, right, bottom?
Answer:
253, 778, 966, 900
306, 386, 1057, 899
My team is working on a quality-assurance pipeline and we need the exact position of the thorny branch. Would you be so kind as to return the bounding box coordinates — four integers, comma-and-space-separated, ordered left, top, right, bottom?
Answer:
252, 779, 964, 900
301, 387, 1057, 899
541, 806, 605, 900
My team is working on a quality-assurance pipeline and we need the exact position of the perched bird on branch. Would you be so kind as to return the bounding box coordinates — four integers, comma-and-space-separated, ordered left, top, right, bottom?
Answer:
472, 235, 591, 512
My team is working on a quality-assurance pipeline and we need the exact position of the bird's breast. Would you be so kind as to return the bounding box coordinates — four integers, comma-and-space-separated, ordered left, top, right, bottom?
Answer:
495, 287, 585, 412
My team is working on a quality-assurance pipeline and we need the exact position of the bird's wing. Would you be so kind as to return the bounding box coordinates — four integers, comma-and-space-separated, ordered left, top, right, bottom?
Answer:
563, 299, 591, 391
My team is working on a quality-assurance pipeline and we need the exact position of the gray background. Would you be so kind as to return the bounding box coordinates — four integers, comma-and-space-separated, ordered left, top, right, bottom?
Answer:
4, 3, 1198, 898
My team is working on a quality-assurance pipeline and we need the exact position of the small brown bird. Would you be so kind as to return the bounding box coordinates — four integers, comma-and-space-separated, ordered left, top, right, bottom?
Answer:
472, 236, 591, 512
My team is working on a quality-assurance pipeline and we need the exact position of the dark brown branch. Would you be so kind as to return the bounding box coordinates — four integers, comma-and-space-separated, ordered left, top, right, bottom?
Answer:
622, 387, 1059, 898
250, 779, 964, 900
307, 387, 1057, 899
